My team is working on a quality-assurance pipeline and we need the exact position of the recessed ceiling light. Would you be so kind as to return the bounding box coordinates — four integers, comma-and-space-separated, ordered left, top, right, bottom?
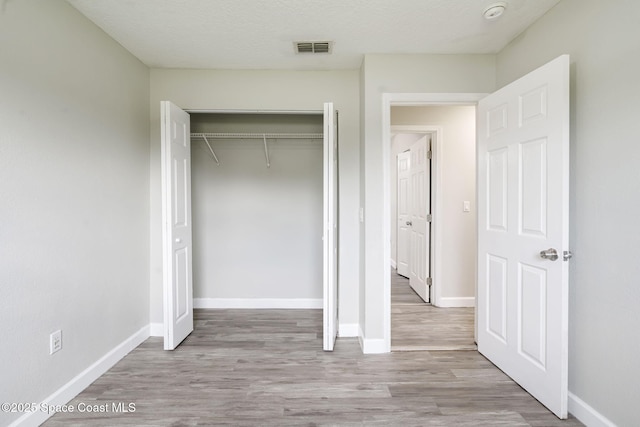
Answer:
483, 2, 507, 20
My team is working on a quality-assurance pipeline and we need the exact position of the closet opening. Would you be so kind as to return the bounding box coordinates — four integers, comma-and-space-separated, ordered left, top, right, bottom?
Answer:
161, 102, 338, 351
189, 112, 324, 309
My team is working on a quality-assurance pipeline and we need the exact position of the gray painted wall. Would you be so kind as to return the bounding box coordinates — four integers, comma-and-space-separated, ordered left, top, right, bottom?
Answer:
0, 1, 150, 425
497, 1, 640, 425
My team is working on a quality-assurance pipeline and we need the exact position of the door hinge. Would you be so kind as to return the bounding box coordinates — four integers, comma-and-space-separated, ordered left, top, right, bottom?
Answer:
427, 277, 432, 287
427, 150, 432, 159
427, 214, 432, 222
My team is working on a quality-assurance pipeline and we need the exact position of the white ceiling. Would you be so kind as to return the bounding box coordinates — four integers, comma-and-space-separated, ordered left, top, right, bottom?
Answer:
67, 0, 562, 70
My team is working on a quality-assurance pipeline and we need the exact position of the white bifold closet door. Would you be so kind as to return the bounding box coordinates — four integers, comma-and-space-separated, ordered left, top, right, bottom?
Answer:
323, 102, 338, 351
160, 101, 194, 350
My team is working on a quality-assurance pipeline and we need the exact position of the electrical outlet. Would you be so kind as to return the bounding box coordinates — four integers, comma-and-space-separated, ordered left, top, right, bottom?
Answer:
50, 330, 62, 355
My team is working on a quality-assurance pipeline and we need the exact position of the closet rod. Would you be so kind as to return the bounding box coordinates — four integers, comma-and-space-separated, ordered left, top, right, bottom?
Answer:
190, 132, 323, 139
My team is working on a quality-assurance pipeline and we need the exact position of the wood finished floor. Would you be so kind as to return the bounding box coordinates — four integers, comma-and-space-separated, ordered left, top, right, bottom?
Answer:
391, 271, 477, 351
44, 309, 583, 426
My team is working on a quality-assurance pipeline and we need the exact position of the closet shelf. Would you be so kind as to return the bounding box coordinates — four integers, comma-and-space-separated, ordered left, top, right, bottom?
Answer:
191, 132, 322, 168
191, 132, 323, 139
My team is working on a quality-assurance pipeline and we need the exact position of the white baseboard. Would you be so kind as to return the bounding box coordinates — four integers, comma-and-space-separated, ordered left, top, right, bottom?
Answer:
149, 322, 163, 337
435, 297, 475, 308
568, 392, 616, 427
338, 323, 359, 337
362, 337, 388, 354
390, 259, 397, 269
9, 325, 150, 427
358, 325, 389, 354
194, 298, 323, 309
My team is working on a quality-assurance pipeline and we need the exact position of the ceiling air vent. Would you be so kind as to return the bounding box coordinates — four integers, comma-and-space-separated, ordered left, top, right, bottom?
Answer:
294, 41, 333, 54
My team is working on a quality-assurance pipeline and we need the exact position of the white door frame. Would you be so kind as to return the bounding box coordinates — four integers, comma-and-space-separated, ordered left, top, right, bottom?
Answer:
381, 93, 487, 351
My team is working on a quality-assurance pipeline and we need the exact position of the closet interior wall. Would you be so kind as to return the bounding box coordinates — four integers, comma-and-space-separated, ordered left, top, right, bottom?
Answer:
190, 113, 324, 302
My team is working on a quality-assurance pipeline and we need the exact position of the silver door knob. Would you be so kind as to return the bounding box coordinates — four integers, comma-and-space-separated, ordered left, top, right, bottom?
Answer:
175, 238, 182, 243
406, 221, 412, 226
539, 248, 558, 261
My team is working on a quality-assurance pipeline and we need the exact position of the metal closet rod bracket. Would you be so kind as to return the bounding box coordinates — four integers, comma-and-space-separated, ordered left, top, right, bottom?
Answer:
201, 135, 220, 166
263, 134, 270, 168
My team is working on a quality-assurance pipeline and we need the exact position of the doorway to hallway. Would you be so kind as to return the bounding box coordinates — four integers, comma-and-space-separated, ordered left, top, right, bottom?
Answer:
388, 106, 477, 352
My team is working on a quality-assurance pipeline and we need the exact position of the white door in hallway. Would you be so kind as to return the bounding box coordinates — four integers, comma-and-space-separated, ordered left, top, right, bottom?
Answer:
396, 150, 411, 278
477, 55, 570, 418
161, 101, 194, 351
323, 102, 338, 351
408, 135, 431, 303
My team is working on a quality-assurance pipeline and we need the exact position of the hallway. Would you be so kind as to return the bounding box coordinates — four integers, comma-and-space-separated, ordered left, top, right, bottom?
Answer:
391, 270, 476, 351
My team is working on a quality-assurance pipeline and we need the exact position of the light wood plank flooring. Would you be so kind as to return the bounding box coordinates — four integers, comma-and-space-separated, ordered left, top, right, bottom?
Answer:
391, 271, 477, 351
45, 309, 582, 426
391, 270, 425, 305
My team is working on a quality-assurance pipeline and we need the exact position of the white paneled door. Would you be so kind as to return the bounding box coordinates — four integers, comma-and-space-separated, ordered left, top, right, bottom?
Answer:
161, 101, 194, 351
396, 150, 411, 278
477, 55, 570, 418
323, 102, 338, 351
408, 136, 431, 303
